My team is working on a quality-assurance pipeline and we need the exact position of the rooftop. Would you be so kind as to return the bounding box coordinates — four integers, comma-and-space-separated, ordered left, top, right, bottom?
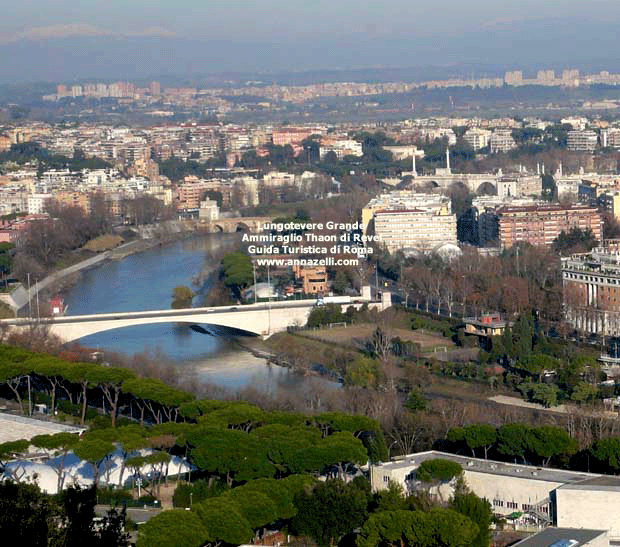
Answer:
0, 412, 85, 444
512, 528, 607, 547
380, 450, 601, 484
559, 476, 620, 491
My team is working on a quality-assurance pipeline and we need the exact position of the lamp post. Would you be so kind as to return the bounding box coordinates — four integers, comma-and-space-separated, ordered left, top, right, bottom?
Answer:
26, 273, 32, 319
35, 278, 40, 321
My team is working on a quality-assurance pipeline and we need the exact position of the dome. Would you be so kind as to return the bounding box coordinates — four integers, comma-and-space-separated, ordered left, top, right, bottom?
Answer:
432, 242, 462, 261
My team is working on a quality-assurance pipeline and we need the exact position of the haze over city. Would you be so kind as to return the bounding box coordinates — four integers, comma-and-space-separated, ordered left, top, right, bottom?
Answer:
2, 1, 620, 82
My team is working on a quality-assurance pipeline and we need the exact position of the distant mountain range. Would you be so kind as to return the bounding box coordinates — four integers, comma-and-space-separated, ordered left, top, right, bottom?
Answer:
2, 17, 620, 85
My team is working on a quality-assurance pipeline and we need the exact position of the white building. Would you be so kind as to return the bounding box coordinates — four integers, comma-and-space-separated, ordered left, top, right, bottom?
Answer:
383, 145, 423, 161
319, 139, 363, 159
27, 193, 53, 215
567, 130, 598, 152
490, 130, 516, 153
463, 128, 492, 150
263, 171, 297, 187
373, 208, 457, 254
198, 198, 219, 221
370, 450, 616, 534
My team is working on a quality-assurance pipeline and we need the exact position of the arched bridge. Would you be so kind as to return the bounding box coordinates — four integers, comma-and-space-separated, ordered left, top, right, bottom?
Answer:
1, 296, 390, 343
208, 217, 272, 233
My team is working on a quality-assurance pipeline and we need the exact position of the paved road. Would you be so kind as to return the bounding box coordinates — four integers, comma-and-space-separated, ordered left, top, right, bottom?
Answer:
95, 504, 162, 524
0, 299, 324, 325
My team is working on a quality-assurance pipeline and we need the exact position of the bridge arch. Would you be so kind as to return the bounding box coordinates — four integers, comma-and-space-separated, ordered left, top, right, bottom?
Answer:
414, 180, 439, 192
476, 181, 497, 195
235, 222, 250, 232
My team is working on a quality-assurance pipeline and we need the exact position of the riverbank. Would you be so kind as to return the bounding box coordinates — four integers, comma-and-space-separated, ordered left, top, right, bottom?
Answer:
7, 221, 222, 314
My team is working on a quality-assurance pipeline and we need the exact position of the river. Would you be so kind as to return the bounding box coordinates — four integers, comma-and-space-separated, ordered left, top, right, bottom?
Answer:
62, 234, 338, 394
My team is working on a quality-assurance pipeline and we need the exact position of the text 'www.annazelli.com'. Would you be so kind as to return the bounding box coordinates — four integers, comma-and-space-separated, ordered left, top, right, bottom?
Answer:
256, 258, 360, 267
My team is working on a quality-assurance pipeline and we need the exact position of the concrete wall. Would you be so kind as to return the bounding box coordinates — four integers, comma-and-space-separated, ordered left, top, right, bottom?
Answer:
556, 488, 620, 539
371, 462, 559, 518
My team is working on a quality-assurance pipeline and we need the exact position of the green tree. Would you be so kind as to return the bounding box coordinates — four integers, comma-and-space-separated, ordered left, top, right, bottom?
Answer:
345, 356, 380, 388
221, 252, 253, 298
463, 424, 497, 459
292, 479, 369, 547
526, 426, 577, 466
73, 438, 115, 487
194, 497, 254, 546
226, 488, 278, 531
31, 432, 79, 493
91, 366, 135, 427
0, 480, 52, 546
416, 459, 463, 484
451, 492, 492, 547
374, 480, 406, 512
590, 437, 620, 473
239, 478, 297, 520
136, 509, 208, 547
571, 382, 599, 404
404, 391, 428, 413
188, 427, 275, 486
496, 423, 531, 463
307, 303, 348, 327
357, 508, 478, 547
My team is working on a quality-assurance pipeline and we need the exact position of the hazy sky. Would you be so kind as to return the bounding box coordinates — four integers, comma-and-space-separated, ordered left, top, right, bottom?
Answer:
1, 0, 620, 82
2, 0, 620, 42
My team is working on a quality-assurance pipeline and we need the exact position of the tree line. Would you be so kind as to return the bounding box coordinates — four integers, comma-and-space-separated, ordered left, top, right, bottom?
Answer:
138, 457, 493, 547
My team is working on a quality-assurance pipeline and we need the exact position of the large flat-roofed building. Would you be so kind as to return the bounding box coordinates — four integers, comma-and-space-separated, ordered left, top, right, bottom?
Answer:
513, 528, 608, 547
567, 130, 598, 152
490, 129, 517, 153
370, 450, 620, 536
0, 413, 85, 444
555, 477, 620, 538
373, 208, 457, 254
362, 191, 451, 235
497, 205, 602, 248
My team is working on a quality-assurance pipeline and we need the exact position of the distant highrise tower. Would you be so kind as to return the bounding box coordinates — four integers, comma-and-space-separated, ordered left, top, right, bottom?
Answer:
150, 81, 161, 96
504, 71, 523, 85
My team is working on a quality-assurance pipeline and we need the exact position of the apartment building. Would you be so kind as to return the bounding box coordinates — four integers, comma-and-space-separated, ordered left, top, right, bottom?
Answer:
496, 204, 602, 248
362, 192, 452, 234
562, 245, 620, 338
319, 139, 363, 159
567, 130, 598, 152
463, 128, 492, 150
489, 129, 516, 153
373, 208, 457, 253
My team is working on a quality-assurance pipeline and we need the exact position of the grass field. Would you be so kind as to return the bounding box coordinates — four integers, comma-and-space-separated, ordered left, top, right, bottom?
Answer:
301, 324, 456, 352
